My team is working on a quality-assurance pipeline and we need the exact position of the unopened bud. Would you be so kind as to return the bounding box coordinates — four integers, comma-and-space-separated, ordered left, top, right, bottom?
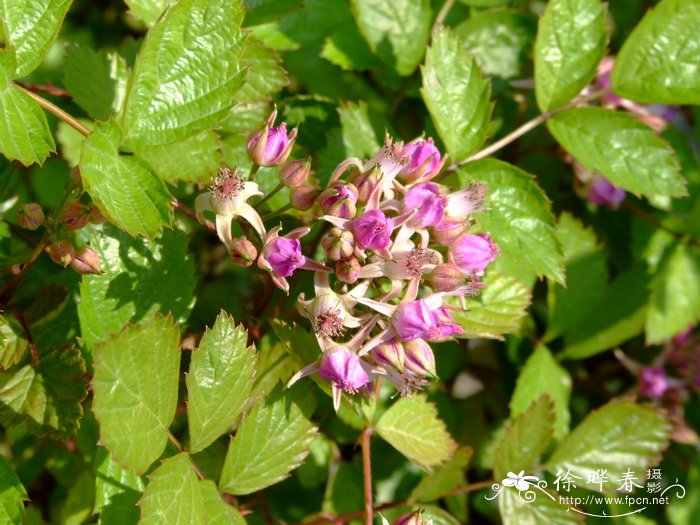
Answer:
229, 237, 257, 267
432, 218, 466, 246
336, 257, 361, 284
430, 263, 466, 292
47, 240, 75, 267
88, 204, 106, 224
18, 203, 45, 230
246, 110, 297, 167
395, 510, 430, 525
354, 165, 381, 203
321, 227, 354, 261
290, 185, 319, 211
404, 339, 436, 378
279, 158, 311, 188
61, 202, 91, 230
319, 182, 358, 219
372, 339, 405, 372
69, 246, 102, 275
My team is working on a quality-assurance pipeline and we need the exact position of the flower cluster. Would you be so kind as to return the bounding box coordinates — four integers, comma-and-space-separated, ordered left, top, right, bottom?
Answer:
196, 112, 498, 410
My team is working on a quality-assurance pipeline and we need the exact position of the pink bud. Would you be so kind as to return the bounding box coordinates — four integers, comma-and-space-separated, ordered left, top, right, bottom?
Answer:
319, 182, 358, 219
399, 138, 442, 183
449, 234, 498, 274
17, 203, 45, 230
395, 510, 429, 525
321, 227, 354, 261
279, 158, 311, 188
430, 263, 466, 292
353, 209, 393, 251
640, 367, 669, 399
336, 257, 361, 284
403, 182, 446, 228
319, 348, 369, 393
372, 339, 405, 372
70, 246, 102, 275
432, 218, 467, 246
229, 237, 257, 267
263, 236, 305, 277
247, 118, 297, 167
587, 177, 625, 208
88, 204, 106, 224
61, 202, 91, 230
47, 240, 75, 267
354, 165, 381, 203
404, 339, 437, 378
290, 185, 320, 211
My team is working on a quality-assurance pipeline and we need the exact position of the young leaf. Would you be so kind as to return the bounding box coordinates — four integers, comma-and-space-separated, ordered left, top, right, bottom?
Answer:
547, 400, 670, 489
0, 455, 27, 524
457, 159, 565, 283
547, 107, 685, 198
121, 0, 247, 148
124, 0, 169, 27
92, 314, 181, 475
494, 396, 555, 480
534, 0, 607, 111
0, 85, 55, 166
339, 102, 381, 159
78, 224, 195, 347
612, 0, 700, 105
510, 346, 572, 440
421, 27, 492, 163
499, 488, 583, 525
93, 447, 145, 524
79, 121, 172, 237
449, 272, 531, 340
234, 38, 288, 104
646, 241, 700, 344
410, 447, 473, 503
139, 453, 206, 525
187, 312, 257, 453
199, 480, 246, 525
352, 0, 432, 76
375, 395, 457, 470
219, 385, 318, 495
0, 0, 73, 78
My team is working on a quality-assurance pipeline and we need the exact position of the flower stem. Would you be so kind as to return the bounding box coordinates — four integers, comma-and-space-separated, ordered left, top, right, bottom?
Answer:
248, 164, 261, 181
254, 181, 285, 210
261, 203, 292, 221
434, 0, 456, 28
17, 84, 91, 136
361, 428, 373, 525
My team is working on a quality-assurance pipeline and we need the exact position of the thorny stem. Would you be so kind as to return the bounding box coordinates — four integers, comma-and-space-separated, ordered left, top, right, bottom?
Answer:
362, 428, 373, 525
17, 85, 91, 136
0, 233, 50, 305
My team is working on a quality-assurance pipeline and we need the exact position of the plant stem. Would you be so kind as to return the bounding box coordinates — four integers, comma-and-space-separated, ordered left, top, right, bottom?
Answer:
261, 203, 292, 222
248, 164, 260, 181
171, 199, 217, 234
434, 0, 456, 28
17, 85, 91, 136
17, 82, 70, 97
361, 428, 373, 525
254, 181, 285, 210
622, 200, 700, 247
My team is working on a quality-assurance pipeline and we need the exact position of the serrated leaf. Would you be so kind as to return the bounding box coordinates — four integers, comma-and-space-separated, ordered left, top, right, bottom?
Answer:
139, 453, 206, 525
124, 0, 169, 26
612, 0, 700, 105
375, 395, 457, 470
547, 107, 685, 198
321, 26, 381, 71
458, 159, 564, 283
92, 315, 181, 475
63, 46, 129, 120
135, 131, 222, 183
187, 312, 257, 453
548, 401, 670, 494
0, 85, 55, 166
121, 0, 246, 148
449, 272, 531, 340
199, 480, 246, 525
234, 37, 288, 104
421, 27, 492, 163
561, 265, 649, 360
352, 0, 431, 76
510, 346, 571, 440
339, 101, 381, 159
78, 224, 195, 347
534, 0, 607, 111
94, 447, 145, 525
410, 447, 472, 503
0, 315, 29, 370
646, 241, 700, 344
546, 213, 608, 341
499, 488, 583, 525
56, 119, 91, 167
0, 455, 27, 524
0, 346, 87, 439
494, 396, 555, 481
0, 0, 72, 78
80, 121, 172, 237
219, 385, 317, 495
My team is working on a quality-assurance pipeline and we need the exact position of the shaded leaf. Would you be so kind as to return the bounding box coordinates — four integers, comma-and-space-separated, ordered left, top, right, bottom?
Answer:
410, 447, 472, 503
93, 447, 145, 525
0, 315, 29, 370
339, 101, 381, 159
321, 26, 382, 71
234, 37, 288, 104
244, 0, 304, 26
499, 488, 583, 525
0, 455, 27, 524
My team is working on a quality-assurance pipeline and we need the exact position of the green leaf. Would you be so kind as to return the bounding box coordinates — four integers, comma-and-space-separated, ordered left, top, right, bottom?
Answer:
0, 455, 27, 524
449, 272, 531, 340
199, 480, 246, 525
234, 37, 288, 104
0, 85, 55, 166
0, 315, 29, 370
547, 400, 670, 491
547, 107, 685, 198
60, 471, 94, 525
0, 0, 72, 78
56, 119, 91, 168
499, 488, 582, 525
351, 0, 431, 76
124, 0, 169, 26
421, 27, 492, 163
92, 314, 181, 475
494, 396, 555, 481
561, 265, 649, 360
646, 241, 700, 344
79, 121, 172, 237
244, 0, 304, 26
219, 385, 317, 495
135, 131, 223, 184
0, 346, 87, 439
187, 312, 257, 453
139, 453, 206, 525
339, 101, 381, 159
321, 26, 382, 71
297, 435, 333, 489
410, 447, 472, 503
510, 346, 572, 440
63, 46, 129, 120
611, 0, 700, 105
94, 447, 145, 525
534, 0, 607, 111
121, 0, 247, 148
458, 159, 564, 283
546, 214, 608, 341
78, 224, 195, 347
375, 395, 457, 470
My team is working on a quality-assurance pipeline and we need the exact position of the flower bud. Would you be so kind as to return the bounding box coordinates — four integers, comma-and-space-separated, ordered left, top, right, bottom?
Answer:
47, 240, 75, 267
88, 204, 106, 224
639, 367, 669, 399
17, 203, 45, 230
449, 233, 498, 274
279, 158, 311, 188
403, 182, 446, 228
61, 202, 91, 230
229, 237, 257, 267
69, 246, 102, 275
247, 111, 297, 167
336, 257, 361, 284
398, 138, 443, 183
587, 177, 626, 208
321, 227, 354, 261
432, 218, 466, 246
319, 182, 358, 219
395, 510, 431, 525
430, 263, 466, 292
404, 339, 436, 378
354, 165, 381, 203
290, 185, 319, 211
372, 339, 405, 372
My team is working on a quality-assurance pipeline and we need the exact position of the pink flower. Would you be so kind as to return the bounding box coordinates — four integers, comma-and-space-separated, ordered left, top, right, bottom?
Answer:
587, 177, 626, 208
449, 234, 498, 274
354, 209, 394, 251
403, 182, 446, 228
264, 237, 305, 277
392, 300, 463, 342
399, 138, 443, 182
319, 348, 369, 393
640, 367, 669, 399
